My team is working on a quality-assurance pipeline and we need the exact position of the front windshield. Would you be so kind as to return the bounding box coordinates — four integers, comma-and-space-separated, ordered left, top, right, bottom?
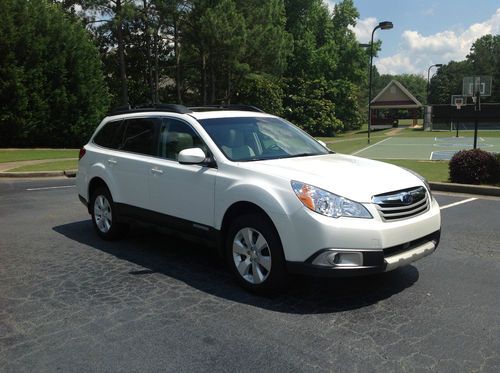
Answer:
198, 116, 329, 161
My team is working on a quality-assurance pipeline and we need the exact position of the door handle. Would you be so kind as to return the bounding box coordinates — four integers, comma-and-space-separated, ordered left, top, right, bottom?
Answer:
107, 159, 117, 164
151, 168, 164, 175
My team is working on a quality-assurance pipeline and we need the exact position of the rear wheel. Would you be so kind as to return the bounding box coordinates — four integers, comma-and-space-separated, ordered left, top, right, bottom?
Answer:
226, 214, 288, 294
90, 187, 127, 240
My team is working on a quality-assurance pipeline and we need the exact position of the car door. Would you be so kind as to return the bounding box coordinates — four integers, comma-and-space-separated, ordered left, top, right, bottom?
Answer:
148, 118, 217, 231
109, 117, 160, 210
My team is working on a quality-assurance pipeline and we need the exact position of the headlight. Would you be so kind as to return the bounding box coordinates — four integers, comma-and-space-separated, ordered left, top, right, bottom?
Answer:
403, 168, 432, 198
291, 181, 372, 219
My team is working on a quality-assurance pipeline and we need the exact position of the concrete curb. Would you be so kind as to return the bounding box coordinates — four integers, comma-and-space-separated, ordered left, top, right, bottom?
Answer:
0, 169, 77, 178
429, 181, 500, 197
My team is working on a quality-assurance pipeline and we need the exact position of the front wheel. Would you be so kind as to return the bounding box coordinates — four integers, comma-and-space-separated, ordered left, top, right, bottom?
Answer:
90, 187, 127, 240
226, 214, 288, 294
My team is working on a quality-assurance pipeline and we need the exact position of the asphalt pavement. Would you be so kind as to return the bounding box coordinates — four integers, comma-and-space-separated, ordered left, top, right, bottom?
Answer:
0, 178, 499, 372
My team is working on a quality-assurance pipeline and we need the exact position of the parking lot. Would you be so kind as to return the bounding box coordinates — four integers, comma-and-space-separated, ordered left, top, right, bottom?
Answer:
0, 177, 499, 372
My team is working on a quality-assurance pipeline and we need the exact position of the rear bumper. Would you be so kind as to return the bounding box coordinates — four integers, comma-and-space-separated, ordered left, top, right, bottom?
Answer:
286, 229, 440, 277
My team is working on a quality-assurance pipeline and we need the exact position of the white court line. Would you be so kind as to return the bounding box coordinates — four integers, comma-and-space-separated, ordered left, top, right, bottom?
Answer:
27, 185, 75, 191
351, 137, 391, 155
440, 198, 477, 210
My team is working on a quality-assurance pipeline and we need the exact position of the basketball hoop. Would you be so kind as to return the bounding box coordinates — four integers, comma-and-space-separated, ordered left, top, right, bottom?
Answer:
452, 96, 465, 110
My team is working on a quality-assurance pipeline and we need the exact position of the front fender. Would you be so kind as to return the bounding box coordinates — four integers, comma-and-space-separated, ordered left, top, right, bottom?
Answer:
213, 179, 300, 230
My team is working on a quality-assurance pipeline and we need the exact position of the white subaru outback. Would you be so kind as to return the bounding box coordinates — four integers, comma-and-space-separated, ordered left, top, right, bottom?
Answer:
77, 104, 441, 293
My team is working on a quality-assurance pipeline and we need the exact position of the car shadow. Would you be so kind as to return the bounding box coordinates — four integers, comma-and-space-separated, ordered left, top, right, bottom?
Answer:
53, 220, 420, 314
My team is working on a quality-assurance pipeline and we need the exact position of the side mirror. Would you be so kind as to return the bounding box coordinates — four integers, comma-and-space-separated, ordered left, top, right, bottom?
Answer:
178, 147, 207, 164
317, 140, 327, 148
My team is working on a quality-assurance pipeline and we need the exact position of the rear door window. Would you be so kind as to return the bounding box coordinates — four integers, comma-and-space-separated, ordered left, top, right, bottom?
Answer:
120, 118, 160, 156
93, 120, 124, 149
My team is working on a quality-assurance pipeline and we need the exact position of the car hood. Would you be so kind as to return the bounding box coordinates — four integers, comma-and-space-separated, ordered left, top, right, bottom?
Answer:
242, 154, 424, 203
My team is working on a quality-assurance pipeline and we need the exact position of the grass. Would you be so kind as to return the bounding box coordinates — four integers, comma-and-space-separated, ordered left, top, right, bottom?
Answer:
0, 149, 78, 163
381, 160, 450, 182
8, 160, 78, 172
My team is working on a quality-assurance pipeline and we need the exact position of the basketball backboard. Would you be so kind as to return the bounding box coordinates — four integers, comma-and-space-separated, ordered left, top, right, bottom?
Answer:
451, 95, 466, 109
462, 76, 492, 96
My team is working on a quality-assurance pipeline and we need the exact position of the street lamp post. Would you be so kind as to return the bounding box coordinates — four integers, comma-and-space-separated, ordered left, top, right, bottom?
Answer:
427, 64, 443, 103
425, 64, 443, 129
368, 21, 393, 144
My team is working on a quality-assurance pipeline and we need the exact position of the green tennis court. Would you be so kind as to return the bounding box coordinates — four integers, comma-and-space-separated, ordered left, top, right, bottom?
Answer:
353, 136, 500, 160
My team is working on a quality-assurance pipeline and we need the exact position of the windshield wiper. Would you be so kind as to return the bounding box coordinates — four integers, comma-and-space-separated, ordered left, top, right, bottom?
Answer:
287, 152, 322, 158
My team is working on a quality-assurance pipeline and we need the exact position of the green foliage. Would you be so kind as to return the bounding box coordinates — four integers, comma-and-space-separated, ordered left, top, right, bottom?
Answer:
236, 74, 284, 115
283, 78, 343, 136
428, 60, 471, 104
449, 149, 500, 185
0, 0, 109, 147
429, 34, 500, 104
282, 0, 366, 132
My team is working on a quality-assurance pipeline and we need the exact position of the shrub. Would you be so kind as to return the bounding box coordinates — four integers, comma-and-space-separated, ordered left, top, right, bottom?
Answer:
449, 149, 500, 185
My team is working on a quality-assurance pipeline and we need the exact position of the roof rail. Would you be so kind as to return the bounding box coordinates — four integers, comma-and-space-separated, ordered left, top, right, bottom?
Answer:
109, 103, 192, 115
189, 104, 265, 113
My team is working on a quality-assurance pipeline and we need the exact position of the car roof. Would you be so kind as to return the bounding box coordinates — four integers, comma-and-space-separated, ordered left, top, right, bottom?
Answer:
189, 110, 274, 120
104, 110, 274, 122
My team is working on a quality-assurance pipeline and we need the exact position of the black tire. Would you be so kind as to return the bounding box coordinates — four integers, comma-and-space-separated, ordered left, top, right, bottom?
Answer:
90, 186, 127, 240
225, 213, 288, 294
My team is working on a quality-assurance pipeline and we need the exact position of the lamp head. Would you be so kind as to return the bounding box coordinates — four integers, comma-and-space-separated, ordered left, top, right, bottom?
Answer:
378, 21, 393, 30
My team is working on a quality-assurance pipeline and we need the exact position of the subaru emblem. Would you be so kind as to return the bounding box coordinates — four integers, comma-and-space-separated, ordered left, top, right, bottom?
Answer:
401, 193, 413, 204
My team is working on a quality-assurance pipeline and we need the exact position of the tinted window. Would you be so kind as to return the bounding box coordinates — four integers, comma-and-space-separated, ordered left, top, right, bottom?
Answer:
158, 119, 207, 160
93, 120, 124, 149
120, 118, 159, 156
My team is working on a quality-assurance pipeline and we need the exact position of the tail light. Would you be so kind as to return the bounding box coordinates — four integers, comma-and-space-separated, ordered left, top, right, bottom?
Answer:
79, 147, 86, 160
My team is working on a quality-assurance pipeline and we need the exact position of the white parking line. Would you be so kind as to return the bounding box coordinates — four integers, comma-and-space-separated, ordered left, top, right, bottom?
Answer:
351, 137, 391, 155
27, 185, 75, 191
440, 198, 477, 210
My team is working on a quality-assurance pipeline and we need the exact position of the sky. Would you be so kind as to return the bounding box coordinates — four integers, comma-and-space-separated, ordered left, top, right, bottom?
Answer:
327, 1, 500, 76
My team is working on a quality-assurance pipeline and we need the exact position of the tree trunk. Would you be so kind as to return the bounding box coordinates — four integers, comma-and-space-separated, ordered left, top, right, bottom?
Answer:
154, 33, 159, 104
210, 59, 215, 104
143, 1, 154, 103
226, 69, 231, 104
116, 0, 129, 106
201, 52, 207, 105
174, 19, 182, 103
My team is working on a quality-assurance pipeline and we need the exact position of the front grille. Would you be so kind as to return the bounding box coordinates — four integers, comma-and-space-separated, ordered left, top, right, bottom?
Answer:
372, 186, 429, 221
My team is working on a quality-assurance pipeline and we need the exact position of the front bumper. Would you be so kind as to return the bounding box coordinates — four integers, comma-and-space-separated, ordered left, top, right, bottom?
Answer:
286, 229, 440, 277
78, 194, 90, 214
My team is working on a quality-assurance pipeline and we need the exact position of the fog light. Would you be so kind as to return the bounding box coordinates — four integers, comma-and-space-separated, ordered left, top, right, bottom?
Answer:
328, 252, 362, 267
312, 250, 363, 267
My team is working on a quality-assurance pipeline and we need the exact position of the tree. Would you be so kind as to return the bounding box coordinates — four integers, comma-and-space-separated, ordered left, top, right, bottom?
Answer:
466, 34, 500, 101
181, 0, 291, 105
282, 0, 367, 134
79, 0, 137, 105
0, 0, 110, 147
428, 60, 471, 105
428, 34, 500, 104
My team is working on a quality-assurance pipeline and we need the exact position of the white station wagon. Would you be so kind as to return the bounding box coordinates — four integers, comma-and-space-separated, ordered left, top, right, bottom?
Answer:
77, 104, 441, 293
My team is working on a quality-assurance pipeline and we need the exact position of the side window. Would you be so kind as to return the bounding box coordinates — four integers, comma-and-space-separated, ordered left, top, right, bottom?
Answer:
120, 118, 159, 156
159, 119, 207, 161
93, 120, 124, 149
